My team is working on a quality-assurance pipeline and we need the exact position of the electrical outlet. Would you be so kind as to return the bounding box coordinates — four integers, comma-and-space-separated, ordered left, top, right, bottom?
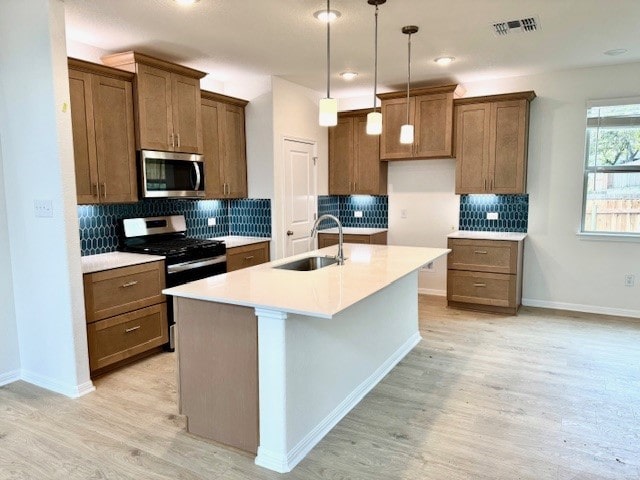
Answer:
354, 211, 363, 218
207, 217, 216, 226
625, 274, 635, 287
401, 209, 407, 219
34, 199, 53, 218
487, 212, 499, 220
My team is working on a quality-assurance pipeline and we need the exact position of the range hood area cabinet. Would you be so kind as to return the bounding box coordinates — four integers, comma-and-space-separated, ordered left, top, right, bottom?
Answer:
102, 51, 206, 154
68, 58, 137, 204
329, 110, 387, 196
454, 91, 536, 195
378, 85, 459, 161
201, 91, 249, 199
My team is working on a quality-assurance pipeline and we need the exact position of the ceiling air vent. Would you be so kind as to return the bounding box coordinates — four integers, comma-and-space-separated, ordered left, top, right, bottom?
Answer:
492, 16, 540, 36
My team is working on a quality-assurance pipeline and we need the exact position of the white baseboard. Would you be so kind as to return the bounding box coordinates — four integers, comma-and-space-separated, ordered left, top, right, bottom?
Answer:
21, 370, 95, 398
0, 369, 20, 387
522, 298, 640, 319
256, 332, 422, 473
418, 288, 446, 297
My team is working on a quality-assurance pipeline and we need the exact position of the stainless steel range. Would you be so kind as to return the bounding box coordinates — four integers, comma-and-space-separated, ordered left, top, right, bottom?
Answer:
119, 215, 226, 349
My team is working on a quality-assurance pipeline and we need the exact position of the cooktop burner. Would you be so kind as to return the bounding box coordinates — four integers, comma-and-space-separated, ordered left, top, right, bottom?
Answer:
118, 215, 225, 261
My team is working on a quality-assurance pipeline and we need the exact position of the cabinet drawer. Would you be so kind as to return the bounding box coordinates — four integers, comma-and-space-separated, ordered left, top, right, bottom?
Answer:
84, 261, 165, 322
227, 242, 270, 272
447, 270, 516, 308
448, 239, 518, 274
87, 303, 168, 372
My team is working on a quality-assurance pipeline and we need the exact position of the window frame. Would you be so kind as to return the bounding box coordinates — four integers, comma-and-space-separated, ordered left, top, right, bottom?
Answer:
580, 97, 640, 236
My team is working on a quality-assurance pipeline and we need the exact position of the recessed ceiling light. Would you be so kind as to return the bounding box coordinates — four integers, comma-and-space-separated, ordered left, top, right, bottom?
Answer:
434, 56, 455, 66
313, 9, 341, 22
340, 71, 358, 81
604, 48, 628, 56
174, 0, 199, 6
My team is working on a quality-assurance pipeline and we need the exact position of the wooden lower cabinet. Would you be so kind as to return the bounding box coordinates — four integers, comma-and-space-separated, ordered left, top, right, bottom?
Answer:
447, 238, 524, 315
318, 231, 387, 248
226, 241, 270, 272
83, 260, 168, 376
87, 304, 167, 372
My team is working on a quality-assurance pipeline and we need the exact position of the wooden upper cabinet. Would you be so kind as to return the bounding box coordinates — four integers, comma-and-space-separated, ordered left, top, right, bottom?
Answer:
454, 91, 535, 194
102, 51, 206, 154
379, 85, 457, 161
328, 116, 354, 195
68, 58, 137, 205
201, 91, 249, 199
328, 110, 387, 196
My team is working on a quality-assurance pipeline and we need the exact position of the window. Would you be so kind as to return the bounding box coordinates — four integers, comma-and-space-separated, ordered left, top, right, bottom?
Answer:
582, 100, 640, 235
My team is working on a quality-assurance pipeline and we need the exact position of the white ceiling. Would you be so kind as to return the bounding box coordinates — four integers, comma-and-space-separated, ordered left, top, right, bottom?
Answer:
64, 0, 640, 99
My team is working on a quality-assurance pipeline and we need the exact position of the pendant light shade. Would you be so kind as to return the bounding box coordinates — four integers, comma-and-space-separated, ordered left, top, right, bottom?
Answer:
400, 124, 414, 144
366, 111, 383, 135
319, 98, 338, 126
366, 0, 386, 136
319, 0, 338, 127
400, 25, 418, 144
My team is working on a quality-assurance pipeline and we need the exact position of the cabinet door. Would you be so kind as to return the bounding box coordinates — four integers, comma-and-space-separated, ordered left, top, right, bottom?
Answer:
380, 97, 414, 160
414, 92, 454, 158
329, 116, 353, 195
136, 63, 173, 151
172, 73, 203, 154
201, 98, 225, 198
488, 100, 528, 194
69, 69, 99, 204
222, 103, 248, 198
455, 103, 491, 194
92, 75, 137, 204
354, 115, 386, 195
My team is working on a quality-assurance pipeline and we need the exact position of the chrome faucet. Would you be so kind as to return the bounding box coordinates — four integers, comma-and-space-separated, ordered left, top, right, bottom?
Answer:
310, 214, 345, 265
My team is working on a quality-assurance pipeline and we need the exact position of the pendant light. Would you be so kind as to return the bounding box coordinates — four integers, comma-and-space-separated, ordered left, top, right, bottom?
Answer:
400, 25, 418, 144
318, 0, 338, 127
366, 0, 386, 135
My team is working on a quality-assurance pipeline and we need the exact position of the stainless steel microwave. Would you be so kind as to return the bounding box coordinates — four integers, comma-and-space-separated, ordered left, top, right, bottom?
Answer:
139, 150, 205, 199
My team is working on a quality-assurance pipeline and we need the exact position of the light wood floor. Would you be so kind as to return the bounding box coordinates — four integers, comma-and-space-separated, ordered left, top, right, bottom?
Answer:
1, 296, 639, 479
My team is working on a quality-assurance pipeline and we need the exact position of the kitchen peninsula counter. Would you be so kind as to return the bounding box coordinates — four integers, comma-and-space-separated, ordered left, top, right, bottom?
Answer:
164, 244, 449, 474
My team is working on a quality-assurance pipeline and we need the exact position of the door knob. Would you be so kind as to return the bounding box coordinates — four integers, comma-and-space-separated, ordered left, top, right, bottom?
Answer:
286, 230, 294, 236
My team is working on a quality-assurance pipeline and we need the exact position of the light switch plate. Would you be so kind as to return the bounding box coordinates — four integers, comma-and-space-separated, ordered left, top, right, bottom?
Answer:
354, 211, 363, 218
487, 212, 499, 220
34, 199, 53, 218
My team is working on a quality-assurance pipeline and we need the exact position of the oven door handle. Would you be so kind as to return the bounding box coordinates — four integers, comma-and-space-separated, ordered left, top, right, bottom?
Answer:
167, 255, 226, 274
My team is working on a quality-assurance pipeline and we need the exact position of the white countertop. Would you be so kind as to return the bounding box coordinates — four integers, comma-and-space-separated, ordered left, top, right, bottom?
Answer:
447, 231, 528, 241
164, 244, 449, 319
318, 227, 388, 235
210, 236, 271, 249
81, 251, 165, 274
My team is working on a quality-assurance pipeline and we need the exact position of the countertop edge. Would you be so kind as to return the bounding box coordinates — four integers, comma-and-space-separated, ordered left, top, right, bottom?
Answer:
81, 252, 166, 274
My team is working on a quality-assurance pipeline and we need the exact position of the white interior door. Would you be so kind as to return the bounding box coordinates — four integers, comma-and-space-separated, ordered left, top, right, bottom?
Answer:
283, 138, 317, 257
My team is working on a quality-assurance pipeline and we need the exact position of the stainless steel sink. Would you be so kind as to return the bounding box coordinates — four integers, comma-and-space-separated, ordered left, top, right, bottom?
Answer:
274, 256, 339, 271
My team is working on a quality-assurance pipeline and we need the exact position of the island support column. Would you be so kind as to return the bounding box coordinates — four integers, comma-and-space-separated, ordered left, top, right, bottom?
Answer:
254, 309, 290, 472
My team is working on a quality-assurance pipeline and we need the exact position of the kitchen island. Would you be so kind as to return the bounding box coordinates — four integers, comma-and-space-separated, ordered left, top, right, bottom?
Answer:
164, 243, 449, 473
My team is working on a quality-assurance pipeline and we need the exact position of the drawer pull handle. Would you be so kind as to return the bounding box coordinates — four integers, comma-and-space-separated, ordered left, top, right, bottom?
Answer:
244, 255, 255, 261
474, 250, 488, 254
473, 283, 487, 288
125, 325, 141, 333
121, 280, 139, 288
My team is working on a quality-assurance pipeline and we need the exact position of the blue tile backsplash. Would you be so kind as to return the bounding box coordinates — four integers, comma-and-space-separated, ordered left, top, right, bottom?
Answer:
229, 199, 272, 237
317, 195, 388, 229
78, 198, 271, 256
459, 194, 528, 232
